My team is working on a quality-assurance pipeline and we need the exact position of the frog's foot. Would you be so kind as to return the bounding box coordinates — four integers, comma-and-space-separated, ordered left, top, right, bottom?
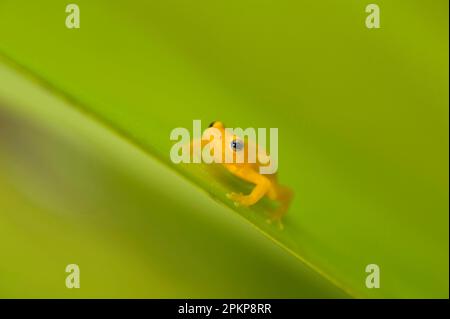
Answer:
226, 192, 254, 207
266, 215, 284, 230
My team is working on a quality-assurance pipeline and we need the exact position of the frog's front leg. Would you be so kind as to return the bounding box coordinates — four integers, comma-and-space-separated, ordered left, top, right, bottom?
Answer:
226, 166, 271, 207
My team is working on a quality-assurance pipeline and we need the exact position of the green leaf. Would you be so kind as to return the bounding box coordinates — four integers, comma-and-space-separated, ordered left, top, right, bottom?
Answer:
0, 0, 448, 298
0, 57, 349, 298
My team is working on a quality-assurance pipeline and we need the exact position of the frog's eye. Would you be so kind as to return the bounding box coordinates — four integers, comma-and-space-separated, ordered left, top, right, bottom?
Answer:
230, 139, 244, 152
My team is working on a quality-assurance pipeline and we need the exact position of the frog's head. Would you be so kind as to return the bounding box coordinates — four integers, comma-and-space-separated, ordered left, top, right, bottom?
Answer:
202, 121, 246, 162
207, 121, 244, 150
207, 121, 225, 130
203, 121, 226, 146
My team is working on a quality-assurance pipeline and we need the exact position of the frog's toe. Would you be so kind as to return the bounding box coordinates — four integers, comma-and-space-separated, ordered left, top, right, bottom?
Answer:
266, 216, 284, 230
227, 192, 255, 207
226, 192, 241, 200
226, 192, 243, 206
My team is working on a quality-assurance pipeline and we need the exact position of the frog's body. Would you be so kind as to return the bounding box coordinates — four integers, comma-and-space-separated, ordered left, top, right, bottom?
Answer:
192, 121, 293, 228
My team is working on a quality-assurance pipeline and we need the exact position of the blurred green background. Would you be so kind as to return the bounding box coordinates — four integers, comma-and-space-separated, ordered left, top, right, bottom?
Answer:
0, 0, 448, 298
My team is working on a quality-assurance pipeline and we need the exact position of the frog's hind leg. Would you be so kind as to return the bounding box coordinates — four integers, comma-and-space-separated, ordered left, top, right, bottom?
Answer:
267, 184, 293, 229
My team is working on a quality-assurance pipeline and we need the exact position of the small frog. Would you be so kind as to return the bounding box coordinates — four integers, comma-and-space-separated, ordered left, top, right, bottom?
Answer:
192, 121, 293, 228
